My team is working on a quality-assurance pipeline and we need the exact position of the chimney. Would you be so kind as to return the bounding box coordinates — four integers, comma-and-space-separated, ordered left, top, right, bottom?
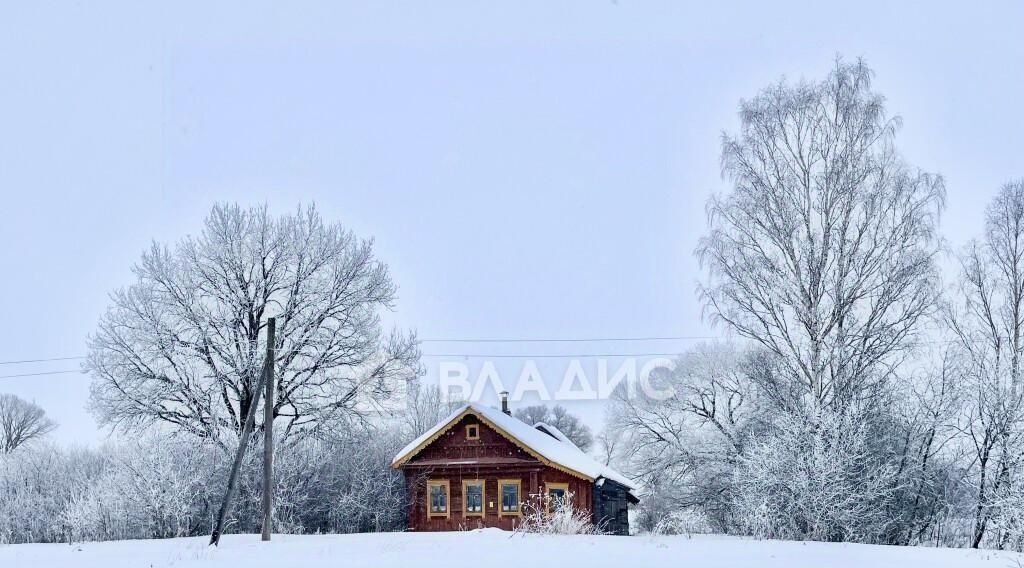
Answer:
500, 391, 510, 415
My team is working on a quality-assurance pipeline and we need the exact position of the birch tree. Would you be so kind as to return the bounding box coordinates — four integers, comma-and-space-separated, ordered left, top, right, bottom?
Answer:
697, 59, 945, 412
948, 180, 1024, 548
87, 203, 420, 444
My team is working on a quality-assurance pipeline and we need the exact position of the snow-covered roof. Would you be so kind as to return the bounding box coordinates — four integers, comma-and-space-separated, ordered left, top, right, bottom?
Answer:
533, 422, 582, 452
392, 402, 638, 492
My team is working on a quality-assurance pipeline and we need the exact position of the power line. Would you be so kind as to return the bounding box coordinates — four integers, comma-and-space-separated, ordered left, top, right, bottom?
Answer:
0, 369, 84, 379
0, 333, 1001, 379
0, 351, 682, 379
420, 352, 684, 358
0, 336, 723, 366
0, 351, 688, 380
418, 336, 720, 343
0, 355, 86, 366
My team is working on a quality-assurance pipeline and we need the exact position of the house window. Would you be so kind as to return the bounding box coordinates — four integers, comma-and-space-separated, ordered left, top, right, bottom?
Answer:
463, 480, 484, 516
427, 480, 450, 518
498, 479, 521, 516
466, 424, 479, 440
546, 482, 570, 513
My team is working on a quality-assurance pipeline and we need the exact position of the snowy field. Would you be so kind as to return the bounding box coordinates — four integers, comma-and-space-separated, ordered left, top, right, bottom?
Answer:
1, 529, 1021, 568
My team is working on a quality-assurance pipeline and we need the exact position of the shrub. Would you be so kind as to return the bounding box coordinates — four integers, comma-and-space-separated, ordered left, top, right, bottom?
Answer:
514, 492, 602, 536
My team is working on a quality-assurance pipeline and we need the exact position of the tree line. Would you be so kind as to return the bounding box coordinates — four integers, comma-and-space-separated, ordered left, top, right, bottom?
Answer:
607, 58, 1024, 550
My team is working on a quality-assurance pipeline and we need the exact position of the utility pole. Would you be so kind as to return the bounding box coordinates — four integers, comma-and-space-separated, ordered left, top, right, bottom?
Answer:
261, 318, 276, 541
210, 317, 276, 547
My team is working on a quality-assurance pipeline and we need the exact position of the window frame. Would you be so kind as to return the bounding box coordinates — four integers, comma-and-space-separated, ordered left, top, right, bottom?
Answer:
545, 482, 570, 514
465, 424, 480, 440
461, 479, 485, 517
498, 479, 522, 517
426, 479, 451, 519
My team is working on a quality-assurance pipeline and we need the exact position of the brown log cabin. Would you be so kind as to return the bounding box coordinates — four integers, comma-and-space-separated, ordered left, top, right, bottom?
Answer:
392, 396, 639, 535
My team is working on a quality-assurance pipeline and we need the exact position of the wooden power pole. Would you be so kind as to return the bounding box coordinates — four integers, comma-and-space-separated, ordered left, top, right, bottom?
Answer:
261, 318, 276, 541
210, 317, 276, 547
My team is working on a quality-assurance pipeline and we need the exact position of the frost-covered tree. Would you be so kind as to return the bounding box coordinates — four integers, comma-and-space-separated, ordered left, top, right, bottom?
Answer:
608, 343, 762, 531
947, 180, 1024, 548
0, 393, 57, 453
698, 59, 945, 411
595, 427, 623, 467
87, 203, 420, 444
234, 427, 407, 534
401, 383, 462, 438
514, 404, 594, 451
881, 347, 966, 546
614, 60, 955, 543
0, 427, 409, 544
987, 464, 1024, 552
732, 408, 902, 542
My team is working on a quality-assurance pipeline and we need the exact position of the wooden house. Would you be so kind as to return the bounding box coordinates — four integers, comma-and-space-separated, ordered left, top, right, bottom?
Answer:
391, 396, 639, 535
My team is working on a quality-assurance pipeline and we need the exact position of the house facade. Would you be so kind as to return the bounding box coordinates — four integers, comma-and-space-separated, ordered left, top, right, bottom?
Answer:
391, 398, 638, 535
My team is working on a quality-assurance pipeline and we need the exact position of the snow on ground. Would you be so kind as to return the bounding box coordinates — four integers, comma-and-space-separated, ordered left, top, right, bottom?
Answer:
1, 529, 1020, 568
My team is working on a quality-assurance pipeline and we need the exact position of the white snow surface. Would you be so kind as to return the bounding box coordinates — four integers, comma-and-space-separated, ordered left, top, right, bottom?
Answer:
392, 403, 638, 490
1, 531, 1018, 568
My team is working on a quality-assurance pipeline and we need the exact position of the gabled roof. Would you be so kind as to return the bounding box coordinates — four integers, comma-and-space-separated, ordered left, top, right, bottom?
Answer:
391, 402, 638, 491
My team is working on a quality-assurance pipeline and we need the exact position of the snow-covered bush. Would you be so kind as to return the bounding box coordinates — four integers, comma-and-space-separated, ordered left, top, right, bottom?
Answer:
731, 409, 902, 542
0, 425, 407, 544
233, 428, 407, 535
0, 445, 107, 544
61, 437, 220, 542
650, 510, 715, 536
514, 492, 602, 536
0, 437, 222, 544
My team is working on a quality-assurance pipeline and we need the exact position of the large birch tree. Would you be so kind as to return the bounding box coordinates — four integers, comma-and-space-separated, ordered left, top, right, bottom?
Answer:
697, 59, 945, 411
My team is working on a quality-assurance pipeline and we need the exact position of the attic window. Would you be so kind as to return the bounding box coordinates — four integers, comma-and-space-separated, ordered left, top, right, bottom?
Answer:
466, 424, 480, 440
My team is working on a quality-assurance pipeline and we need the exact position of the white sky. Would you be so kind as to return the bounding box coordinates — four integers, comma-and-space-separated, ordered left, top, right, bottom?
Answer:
1, 1, 1022, 446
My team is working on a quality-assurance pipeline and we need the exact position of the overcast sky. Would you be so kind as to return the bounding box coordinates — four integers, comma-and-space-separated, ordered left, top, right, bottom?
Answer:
1, 2, 1022, 446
